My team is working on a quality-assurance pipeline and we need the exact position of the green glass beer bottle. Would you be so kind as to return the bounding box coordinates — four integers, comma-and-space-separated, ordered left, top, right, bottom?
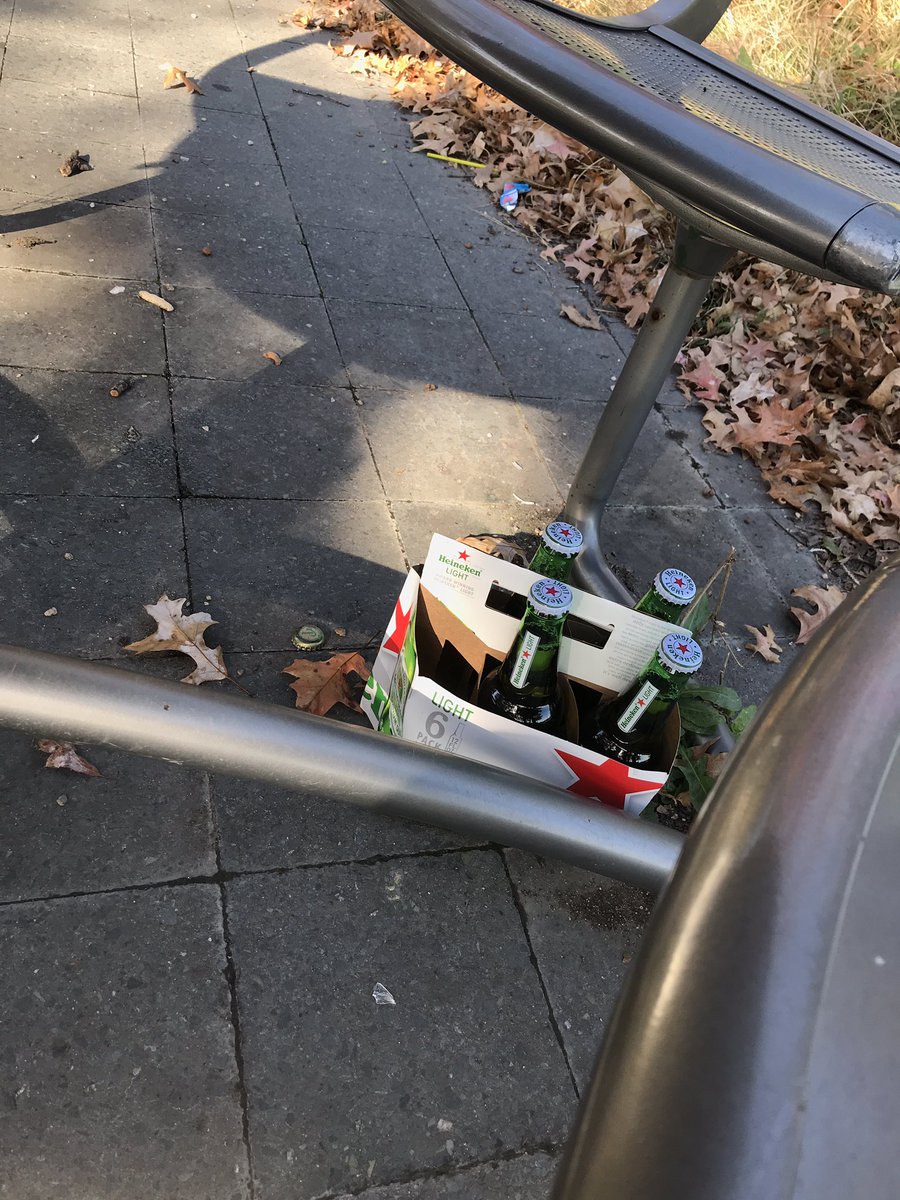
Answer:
634, 568, 697, 623
478, 578, 574, 738
529, 521, 584, 582
582, 633, 702, 769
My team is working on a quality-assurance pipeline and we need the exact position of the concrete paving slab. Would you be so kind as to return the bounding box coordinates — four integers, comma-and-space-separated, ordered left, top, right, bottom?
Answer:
135, 54, 258, 116
519, 397, 715, 509
306, 225, 465, 309
182, 498, 407, 650
1, 195, 156, 280
436, 219, 582, 318
148, 156, 289, 218
392, 501, 560, 569
0, 129, 149, 208
248, 37, 377, 107
358, 387, 560, 507
504, 849, 652, 1090
2, 33, 137, 95
328, 300, 507, 394
394, 155, 491, 239
212, 652, 478, 872
0, 496, 187, 656
0, 367, 176, 496
332, 1152, 559, 1200
154, 209, 316, 296
0, 885, 249, 1200
474, 308, 624, 402
251, 72, 378, 121
0, 77, 142, 142
225, 852, 576, 1197
0, 729, 214, 902
1, 270, 166, 374
172, 378, 382, 500
165, 290, 344, 385
9, 0, 132, 41
139, 103, 274, 164
290, 160, 431, 237
657, 387, 775, 509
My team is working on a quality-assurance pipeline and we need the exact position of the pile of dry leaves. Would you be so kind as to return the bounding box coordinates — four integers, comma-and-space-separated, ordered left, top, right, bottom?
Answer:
292, 0, 900, 556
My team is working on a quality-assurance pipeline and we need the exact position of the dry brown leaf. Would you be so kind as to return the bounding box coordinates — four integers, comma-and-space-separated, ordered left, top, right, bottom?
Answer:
459, 534, 525, 564
58, 150, 91, 177
283, 652, 369, 716
36, 739, 101, 777
138, 290, 174, 313
201, 245, 213, 256
789, 585, 845, 645
744, 624, 783, 663
262, 350, 283, 366
560, 303, 603, 331
163, 65, 203, 94
125, 594, 228, 685
864, 368, 900, 412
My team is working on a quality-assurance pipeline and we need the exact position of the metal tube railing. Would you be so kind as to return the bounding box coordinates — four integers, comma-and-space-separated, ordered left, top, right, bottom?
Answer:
0, 645, 683, 892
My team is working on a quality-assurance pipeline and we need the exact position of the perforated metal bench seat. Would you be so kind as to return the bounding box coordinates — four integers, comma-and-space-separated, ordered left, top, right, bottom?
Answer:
385, 0, 900, 293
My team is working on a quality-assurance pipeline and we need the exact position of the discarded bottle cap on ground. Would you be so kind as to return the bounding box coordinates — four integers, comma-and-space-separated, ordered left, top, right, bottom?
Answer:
291, 624, 325, 650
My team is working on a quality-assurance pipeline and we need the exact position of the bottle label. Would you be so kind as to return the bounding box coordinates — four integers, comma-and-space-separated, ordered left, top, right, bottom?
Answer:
510, 631, 541, 689
617, 681, 660, 732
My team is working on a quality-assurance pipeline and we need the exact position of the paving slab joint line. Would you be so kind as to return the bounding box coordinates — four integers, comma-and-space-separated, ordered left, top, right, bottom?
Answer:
219, 878, 259, 1200
498, 848, 581, 1099
0, 844, 494, 910
309, 1139, 564, 1200
655, 400, 731, 512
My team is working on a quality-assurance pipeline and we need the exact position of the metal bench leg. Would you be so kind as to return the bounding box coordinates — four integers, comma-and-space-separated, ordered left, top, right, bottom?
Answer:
564, 224, 734, 600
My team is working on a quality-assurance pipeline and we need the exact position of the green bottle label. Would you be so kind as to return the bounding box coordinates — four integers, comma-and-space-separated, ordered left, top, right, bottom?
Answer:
510, 630, 540, 689
617, 680, 660, 732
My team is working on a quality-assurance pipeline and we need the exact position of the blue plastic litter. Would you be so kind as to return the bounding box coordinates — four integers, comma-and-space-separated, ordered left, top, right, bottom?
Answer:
499, 182, 531, 212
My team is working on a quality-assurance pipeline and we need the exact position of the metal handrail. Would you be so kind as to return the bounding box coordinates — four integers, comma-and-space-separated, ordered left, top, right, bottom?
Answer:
0, 645, 682, 893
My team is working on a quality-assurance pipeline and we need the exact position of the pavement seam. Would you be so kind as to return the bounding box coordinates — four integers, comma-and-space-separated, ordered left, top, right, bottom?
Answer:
498, 849, 581, 1099
233, 27, 410, 573
308, 1141, 563, 1200
212, 763, 259, 1200
126, 6, 195, 609
0, 844, 493, 910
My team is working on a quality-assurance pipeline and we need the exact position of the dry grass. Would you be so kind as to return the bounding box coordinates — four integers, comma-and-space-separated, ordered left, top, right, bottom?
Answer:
710, 0, 899, 142
546, 0, 900, 142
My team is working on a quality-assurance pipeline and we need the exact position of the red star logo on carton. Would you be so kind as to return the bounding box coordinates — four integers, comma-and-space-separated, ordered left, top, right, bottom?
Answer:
458, 550, 469, 562
555, 749, 660, 811
383, 595, 414, 656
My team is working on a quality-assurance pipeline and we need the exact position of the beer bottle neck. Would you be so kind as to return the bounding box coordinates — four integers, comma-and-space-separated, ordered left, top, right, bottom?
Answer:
611, 661, 683, 734
498, 607, 565, 699
529, 544, 572, 581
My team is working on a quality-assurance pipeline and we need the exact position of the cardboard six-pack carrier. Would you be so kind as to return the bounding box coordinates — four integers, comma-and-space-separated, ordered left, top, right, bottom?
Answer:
362, 534, 689, 817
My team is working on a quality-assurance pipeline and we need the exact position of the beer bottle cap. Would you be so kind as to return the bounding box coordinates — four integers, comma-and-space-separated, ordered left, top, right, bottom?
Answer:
659, 633, 703, 674
528, 578, 573, 617
541, 521, 584, 558
654, 568, 697, 606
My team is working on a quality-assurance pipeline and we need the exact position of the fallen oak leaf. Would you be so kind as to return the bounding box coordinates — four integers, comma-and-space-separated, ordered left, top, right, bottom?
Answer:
125, 594, 228, 685
560, 303, 604, 331
262, 350, 283, 366
284, 652, 370, 717
163, 64, 203, 94
744, 624, 783, 663
789, 584, 845, 645
139, 290, 174, 312
36, 739, 101, 777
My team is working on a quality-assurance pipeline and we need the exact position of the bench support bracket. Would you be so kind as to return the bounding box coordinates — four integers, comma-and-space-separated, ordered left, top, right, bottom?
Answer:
564, 224, 733, 600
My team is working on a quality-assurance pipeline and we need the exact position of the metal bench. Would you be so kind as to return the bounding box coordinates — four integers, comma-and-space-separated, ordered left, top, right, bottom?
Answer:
553, 550, 900, 1199
383, 0, 900, 598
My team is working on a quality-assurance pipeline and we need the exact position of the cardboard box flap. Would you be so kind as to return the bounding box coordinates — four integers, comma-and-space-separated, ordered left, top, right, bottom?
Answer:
421, 533, 689, 693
